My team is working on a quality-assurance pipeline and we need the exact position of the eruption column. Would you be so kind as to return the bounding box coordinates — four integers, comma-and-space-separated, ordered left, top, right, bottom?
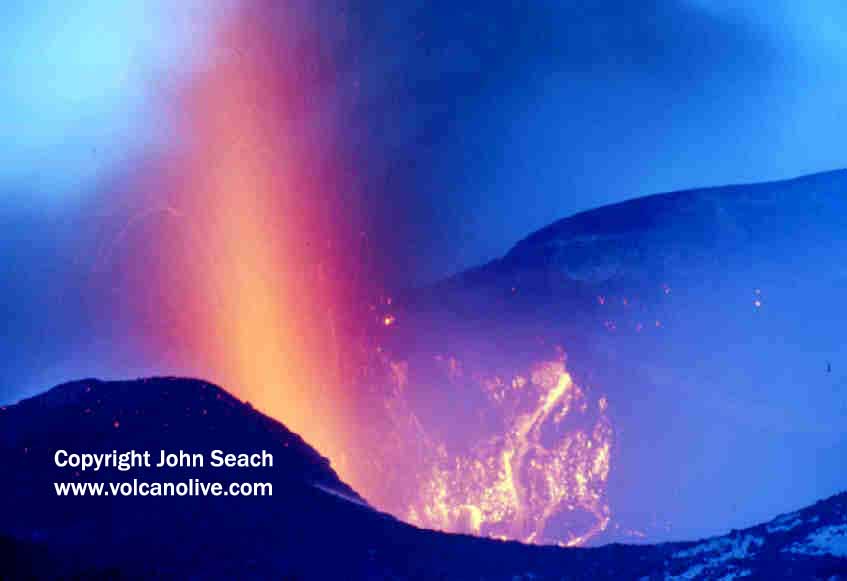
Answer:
159, 3, 356, 485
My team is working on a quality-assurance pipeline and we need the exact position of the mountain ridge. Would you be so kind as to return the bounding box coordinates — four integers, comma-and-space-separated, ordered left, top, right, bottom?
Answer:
511, 168, 847, 252
428, 168, 847, 291
2, 377, 845, 579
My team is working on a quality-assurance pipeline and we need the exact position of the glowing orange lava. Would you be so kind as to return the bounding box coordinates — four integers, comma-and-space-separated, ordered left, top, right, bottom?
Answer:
367, 350, 613, 546
148, 2, 614, 547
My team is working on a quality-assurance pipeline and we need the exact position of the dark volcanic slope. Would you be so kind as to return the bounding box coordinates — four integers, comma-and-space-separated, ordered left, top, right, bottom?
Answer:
1, 378, 846, 579
502, 168, 847, 285
414, 168, 847, 309
0, 377, 367, 578
0, 534, 120, 580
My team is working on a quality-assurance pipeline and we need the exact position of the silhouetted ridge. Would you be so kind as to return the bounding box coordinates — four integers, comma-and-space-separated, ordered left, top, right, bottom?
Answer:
1, 376, 359, 502
1, 377, 845, 579
510, 168, 847, 254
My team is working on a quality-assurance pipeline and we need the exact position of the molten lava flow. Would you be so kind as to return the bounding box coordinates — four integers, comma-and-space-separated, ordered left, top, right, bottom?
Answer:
373, 351, 613, 546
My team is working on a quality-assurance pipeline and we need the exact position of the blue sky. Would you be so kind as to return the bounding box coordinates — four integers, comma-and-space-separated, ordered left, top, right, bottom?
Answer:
0, 0, 224, 198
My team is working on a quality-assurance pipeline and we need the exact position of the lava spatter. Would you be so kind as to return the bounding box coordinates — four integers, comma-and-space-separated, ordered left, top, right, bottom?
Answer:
378, 352, 613, 546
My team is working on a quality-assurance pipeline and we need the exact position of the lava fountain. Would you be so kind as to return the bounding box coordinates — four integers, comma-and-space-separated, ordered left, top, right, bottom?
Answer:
134, 1, 613, 546
153, 2, 359, 480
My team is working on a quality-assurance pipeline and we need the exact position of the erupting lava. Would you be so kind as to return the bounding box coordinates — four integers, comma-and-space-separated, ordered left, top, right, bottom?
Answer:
130, 2, 614, 547
372, 351, 613, 546
148, 2, 358, 484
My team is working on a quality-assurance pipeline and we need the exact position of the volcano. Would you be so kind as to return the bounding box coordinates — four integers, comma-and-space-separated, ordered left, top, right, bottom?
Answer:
351, 169, 847, 545
1, 377, 846, 580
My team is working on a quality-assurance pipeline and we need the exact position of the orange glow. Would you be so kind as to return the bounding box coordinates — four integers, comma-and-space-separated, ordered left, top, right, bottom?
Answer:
370, 351, 613, 546
160, 3, 355, 483
152, 3, 613, 546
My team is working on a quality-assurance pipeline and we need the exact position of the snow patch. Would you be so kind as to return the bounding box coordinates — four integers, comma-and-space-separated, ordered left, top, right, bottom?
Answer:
673, 534, 763, 561
313, 483, 371, 509
767, 511, 803, 533
786, 524, 847, 557
668, 535, 763, 580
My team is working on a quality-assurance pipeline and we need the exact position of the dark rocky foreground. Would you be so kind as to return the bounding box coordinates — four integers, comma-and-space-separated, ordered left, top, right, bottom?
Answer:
0, 377, 845, 580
